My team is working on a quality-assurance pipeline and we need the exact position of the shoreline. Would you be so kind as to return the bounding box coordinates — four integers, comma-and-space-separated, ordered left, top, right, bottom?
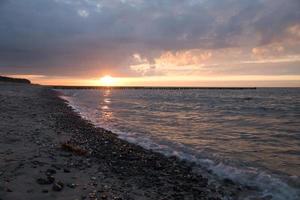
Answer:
1, 83, 245, 199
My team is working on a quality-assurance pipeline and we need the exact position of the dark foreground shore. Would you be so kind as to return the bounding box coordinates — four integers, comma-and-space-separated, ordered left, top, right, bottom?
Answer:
0, 83, 246, 200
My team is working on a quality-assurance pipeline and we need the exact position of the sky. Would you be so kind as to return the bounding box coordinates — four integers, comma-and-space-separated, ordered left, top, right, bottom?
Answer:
0, 0, 300, 86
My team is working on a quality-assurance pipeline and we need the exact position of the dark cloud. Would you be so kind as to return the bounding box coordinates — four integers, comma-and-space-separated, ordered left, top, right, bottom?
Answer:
0, 0, 299, 76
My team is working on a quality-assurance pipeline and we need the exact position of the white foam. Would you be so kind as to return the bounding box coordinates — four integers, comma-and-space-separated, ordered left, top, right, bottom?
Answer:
115, 128, 300, 200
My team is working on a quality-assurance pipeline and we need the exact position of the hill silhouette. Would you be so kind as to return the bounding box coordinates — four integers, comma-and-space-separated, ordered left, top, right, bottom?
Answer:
0, 76, 31, 84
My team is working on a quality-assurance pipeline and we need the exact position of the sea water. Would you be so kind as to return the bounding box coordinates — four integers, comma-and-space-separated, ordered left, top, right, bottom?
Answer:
58, 88, 300, 199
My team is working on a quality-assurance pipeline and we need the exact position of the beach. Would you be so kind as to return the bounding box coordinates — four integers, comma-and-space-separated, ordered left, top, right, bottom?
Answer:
0, 82, 247, 200
1, 0, 299, 199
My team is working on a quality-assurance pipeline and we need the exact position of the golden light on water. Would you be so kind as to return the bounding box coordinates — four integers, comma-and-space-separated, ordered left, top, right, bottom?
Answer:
100, 75, 116, 86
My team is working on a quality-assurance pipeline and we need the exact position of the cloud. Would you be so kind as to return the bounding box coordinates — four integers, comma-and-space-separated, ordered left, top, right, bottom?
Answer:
155, 50, 212, 67
287, 24, 300, 38
0, 0, 299, 78
251, 44, 285, 59
78, 9, 89, 17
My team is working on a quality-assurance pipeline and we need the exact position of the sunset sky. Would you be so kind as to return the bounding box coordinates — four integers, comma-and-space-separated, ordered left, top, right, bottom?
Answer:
0, 0, 300, 86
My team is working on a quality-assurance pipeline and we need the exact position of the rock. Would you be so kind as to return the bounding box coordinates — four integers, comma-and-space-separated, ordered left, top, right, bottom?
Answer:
47, 176, 55, 184
67, 183, 76, 188
223, 178, 235, 186
36, 177, 54, 185
91, 176, 97, 181
51, 164, 62, 170
53, 183, 63, 191
199, 177, 208, 187
173, 185, 181, 192
88, 192, 97, 199
101, 193, 108, 199
63, 168, 71, 173
92, 182, 98, 186
45, 169, 56, 176
244, 185, 258, 190
57, 181, 64, 187
60, 152, 72, 157
52, 181, 64, 191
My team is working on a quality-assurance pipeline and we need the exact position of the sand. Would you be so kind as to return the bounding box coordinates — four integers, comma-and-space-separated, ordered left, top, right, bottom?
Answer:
0, 83, 244, 200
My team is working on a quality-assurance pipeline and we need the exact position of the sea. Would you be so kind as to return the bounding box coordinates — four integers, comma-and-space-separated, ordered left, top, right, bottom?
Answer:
58, 88, 300, 200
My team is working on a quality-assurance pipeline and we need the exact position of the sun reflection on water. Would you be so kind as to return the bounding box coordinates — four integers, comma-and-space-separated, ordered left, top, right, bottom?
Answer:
101, 89, 113, 122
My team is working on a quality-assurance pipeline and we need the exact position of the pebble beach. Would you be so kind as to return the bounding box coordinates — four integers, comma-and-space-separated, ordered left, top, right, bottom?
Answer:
0, 83, 246, 200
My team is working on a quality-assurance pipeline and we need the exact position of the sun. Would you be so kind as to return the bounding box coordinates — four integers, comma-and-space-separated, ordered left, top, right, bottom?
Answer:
100, 75, 115, 86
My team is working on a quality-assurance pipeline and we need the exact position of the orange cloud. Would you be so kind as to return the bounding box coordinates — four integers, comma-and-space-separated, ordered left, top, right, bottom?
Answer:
155, 50, 212, 66
287, 24, 300, 38
252, 43, 285, 58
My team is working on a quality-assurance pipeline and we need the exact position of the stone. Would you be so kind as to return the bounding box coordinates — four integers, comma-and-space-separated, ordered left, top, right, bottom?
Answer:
47, 176, 55, 184
51, 164, 62, 170
63, 168, 71, 173
45, 169, 56, 176
101, 193, 108, 199
223, 178, 235, 185
88, 192, 97, 198
67, 183, 76, 189
52, 181, 64, 191
36, 177, 52, 185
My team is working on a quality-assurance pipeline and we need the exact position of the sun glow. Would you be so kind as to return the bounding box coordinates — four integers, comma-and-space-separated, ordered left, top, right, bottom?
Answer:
100, 75, 116, 86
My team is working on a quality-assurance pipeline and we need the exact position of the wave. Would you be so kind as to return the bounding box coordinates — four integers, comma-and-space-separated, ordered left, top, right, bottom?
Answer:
59, 92, 300, 200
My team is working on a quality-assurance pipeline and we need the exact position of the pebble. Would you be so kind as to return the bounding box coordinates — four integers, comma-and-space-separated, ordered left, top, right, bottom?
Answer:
48, 176, 55, 183
92, 182, 98, 186
223, 178, 235, 185
88, 192, 97, 198
9, 90, 242, 200
52, 181, 64, 191
101, 193, 108, 199
6, 188, 13, 192
45, 169, 56, 176
60, 153, 72, 157
63, 168, 71, 173
51, 164, 62, 170
67, 183, 76, 188
36, 177, 54, 185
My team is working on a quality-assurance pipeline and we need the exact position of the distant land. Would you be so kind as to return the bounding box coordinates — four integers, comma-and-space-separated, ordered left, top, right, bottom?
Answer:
51, 85, 257, 90
0, 76, 31, 84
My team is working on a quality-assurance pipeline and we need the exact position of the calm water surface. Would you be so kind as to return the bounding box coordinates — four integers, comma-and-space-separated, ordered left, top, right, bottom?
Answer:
59, 88, 300, 199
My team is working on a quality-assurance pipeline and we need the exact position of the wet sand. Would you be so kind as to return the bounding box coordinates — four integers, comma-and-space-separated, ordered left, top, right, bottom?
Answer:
0, 83, 244, 200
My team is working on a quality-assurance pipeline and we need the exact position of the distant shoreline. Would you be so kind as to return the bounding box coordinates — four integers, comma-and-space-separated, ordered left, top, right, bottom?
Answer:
50, 85, 257, 90
0, 75, 31, 84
